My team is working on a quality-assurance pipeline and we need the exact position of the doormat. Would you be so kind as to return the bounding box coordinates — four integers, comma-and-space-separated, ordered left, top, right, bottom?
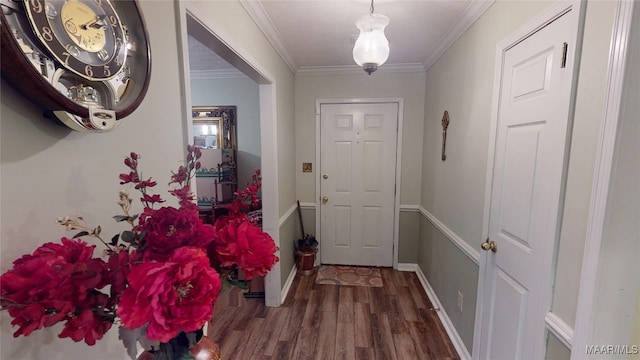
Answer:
315, 265, 383, 287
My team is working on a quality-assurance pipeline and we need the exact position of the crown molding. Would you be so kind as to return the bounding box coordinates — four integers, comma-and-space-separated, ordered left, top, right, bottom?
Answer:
190, 69, 248, 80
241, 0, 492, 76
240, 0, 298, 74
296, 63, 425, 77
423, 0, 495, 70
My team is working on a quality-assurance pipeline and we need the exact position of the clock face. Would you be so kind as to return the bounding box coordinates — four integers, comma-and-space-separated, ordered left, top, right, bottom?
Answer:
0, 0, 151, 132
24, 0, 127, 81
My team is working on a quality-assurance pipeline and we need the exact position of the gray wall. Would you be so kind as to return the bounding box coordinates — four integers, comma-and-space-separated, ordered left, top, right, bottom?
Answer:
294, 72, 427, 205
1, 2, 186, 359
418, 0, 618, 356
592, 2, 640, 349
0, 0, 297, 358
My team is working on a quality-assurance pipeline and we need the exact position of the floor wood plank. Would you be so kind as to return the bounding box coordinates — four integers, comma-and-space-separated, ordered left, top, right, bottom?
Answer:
253, 306, 288, 356
353, 302, 373, 348
314, 311, 337, 360
393, 333, 419, 360
371, 312, 397, 360
337, 287, 354, 323
334, 322, 356, 360
209, 268, 460, 360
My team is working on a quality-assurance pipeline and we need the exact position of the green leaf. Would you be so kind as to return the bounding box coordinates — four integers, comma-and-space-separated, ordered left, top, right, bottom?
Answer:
121, 231, 135, 243
94, 226, 102, 235
185, 332, 198, 347
110, 234, 119, 246
113, 215, 130, 222
72, 231, 89, 239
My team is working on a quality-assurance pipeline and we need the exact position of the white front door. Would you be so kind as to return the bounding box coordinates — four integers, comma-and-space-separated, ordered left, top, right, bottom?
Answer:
319, 102, 398, 267
477, 6, 580, 359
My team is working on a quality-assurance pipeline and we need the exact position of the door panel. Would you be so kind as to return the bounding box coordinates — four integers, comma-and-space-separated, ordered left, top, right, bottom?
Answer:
320, 102, 398, 266
478, 9, 577, 360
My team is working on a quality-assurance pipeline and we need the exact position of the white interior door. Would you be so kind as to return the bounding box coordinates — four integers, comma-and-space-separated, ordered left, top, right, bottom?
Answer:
319, 102, 398, 267
477, 9, 578, 359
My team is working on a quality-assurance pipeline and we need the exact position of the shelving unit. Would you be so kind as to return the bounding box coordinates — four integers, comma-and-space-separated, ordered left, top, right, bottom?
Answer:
192, 106, 237, 223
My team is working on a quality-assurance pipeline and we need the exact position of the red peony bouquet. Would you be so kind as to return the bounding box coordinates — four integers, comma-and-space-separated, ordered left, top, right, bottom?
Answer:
0, 146, 279, 359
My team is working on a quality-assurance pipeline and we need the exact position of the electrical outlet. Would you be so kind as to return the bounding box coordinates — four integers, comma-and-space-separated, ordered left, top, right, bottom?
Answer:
457, 291, 463, 312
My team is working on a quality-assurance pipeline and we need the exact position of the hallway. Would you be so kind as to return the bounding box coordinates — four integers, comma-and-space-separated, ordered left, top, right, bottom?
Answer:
208, 268, 459, 360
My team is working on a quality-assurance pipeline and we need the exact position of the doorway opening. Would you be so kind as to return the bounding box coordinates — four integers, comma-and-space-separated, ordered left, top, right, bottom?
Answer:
177, 3, 281, 307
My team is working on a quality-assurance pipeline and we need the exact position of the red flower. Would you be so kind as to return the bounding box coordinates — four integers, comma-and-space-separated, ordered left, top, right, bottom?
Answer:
119, 171, 139, 185
140, 194, 164, 204
0, 238, 113, 344
106, 250, 137, 301
212, 217, 279, 280
59, 308, 113, 345
137, 207, 215, 261
135, 178, 157, 190
116, 247, 221, 342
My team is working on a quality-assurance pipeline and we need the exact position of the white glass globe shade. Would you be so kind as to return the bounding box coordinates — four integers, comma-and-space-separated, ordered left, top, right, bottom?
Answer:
352, 13, 390, 73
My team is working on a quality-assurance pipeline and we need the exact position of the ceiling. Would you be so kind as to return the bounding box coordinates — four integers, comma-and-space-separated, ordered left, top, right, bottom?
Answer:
188, 0, 494, 77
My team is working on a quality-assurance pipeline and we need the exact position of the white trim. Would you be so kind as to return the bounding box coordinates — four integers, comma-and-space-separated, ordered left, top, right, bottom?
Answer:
397, 263, 417, 272
181, 2, 276, 84
177, 0, 281, 307
419, 206, 480, 264
240, 0, 491, 77
296, 63, 425, 77
280, 264, 297, 304
423, 0, 495, 70
190, 69, 248, 80
259, 83, 281, 307
415, 265, 472, 360
298, 202, 316, 209
473, 2, 585, 358
239, 0, 297, 74
545, 312, 574, 350
315, 98, 404, 269
571, 1, 636, 357
278, 203, 298, 228
175, 0, 195, 152
399, 204, 420, 212
300, 203, 419, 212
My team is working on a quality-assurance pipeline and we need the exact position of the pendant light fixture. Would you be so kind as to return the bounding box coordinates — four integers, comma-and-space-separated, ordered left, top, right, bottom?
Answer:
352, 0, 390, 75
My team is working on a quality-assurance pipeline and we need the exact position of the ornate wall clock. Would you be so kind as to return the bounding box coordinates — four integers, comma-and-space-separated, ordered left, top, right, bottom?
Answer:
0, 0, 151, 132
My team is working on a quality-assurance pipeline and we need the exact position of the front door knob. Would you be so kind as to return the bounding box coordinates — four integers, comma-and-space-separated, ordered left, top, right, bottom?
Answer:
481, 238, 498, 253
322, 196, 328, 204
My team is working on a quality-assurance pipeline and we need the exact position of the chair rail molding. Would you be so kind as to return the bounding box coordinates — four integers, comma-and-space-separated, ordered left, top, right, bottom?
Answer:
418, 206, 480, 264
545, 312, 574, 350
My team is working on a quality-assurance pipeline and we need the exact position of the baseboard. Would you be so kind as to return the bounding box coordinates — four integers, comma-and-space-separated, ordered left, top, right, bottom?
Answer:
414, 265, 472, 360
397, 263, 418, 272
281, 263, 297, 304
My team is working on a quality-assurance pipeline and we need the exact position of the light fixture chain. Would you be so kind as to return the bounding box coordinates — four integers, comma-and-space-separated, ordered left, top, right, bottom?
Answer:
370, 0, 374, 15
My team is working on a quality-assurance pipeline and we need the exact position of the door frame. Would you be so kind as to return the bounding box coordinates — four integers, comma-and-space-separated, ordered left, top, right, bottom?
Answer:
572, 0, 637, 356
472, 1, 585, 358
176, 2, 282, 307
315, 98, 404, 268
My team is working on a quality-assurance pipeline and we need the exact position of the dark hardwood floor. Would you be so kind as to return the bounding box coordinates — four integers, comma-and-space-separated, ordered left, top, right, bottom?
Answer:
208, 267, 460, 360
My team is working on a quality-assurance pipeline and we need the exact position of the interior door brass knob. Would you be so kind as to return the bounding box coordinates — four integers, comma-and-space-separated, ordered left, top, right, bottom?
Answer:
481, 238, 498, 253
322, 196, 329, 204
